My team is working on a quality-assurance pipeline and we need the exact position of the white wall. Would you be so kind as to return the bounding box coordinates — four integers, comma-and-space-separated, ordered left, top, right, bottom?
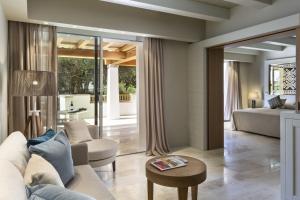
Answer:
163, 40, 189, 148
0, 2, 7, 142
206, 0, 300, 37
27, 0, 205, 42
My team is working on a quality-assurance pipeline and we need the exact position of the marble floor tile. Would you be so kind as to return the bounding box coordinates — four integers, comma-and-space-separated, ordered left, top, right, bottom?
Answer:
96, 129, 280, 200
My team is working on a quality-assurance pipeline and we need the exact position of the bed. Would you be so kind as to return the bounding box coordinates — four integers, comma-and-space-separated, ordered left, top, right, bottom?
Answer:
232, 108, 291, 138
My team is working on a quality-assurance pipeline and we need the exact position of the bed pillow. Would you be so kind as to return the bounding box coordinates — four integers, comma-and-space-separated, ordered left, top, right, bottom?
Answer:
29, 132, 74, 185
0, 131, 30, 175
27, 129, 56, 148
26, 184, 95, 200
24, 154, 64, 187
268, 95, 283, 109
279, 99, 287, 109
64, 120, 93, 144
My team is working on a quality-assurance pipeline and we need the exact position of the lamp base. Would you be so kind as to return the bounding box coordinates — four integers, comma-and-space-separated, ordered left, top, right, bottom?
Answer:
251, 100, 256, 108
24, 110, 43, 138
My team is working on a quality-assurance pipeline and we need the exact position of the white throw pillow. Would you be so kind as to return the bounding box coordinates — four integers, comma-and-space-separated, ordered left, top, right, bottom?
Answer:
0, 131, 30, 175
0, 160, 27, 200
64, 120, 93, 144
24, 154, 64, 187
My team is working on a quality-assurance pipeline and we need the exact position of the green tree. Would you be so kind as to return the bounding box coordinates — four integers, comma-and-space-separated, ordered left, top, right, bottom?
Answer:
58, 57, 95, 94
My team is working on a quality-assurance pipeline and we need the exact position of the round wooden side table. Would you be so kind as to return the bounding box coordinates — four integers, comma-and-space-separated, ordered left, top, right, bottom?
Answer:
146, 156, 207, 200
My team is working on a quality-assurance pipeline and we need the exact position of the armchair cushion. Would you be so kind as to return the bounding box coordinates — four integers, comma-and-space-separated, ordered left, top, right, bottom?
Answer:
86, 139, 118, 161
64, 121, 93, 144
71, 143, 89, 166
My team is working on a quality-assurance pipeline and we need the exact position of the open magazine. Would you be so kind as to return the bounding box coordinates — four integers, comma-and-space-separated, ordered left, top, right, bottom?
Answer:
151, 156, 188, 171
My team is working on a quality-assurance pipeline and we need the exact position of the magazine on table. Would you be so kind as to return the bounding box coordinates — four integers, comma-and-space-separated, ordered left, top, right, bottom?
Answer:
151, 156, 188, 171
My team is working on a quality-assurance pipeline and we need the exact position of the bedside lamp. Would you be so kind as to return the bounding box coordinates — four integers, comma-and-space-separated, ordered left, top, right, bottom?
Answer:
249, 91, 259, 108
12, 70, 56, 137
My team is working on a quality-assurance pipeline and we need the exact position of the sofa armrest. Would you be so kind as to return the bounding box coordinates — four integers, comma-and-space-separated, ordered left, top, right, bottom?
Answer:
87, 125, 100, 139
71, 143, 89, 166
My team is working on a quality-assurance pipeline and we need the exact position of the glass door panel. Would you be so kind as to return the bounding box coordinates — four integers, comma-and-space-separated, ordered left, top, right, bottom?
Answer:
57, 33, 97, 129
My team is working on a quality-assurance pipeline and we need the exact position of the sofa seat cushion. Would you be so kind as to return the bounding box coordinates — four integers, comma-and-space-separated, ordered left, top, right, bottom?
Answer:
0, 160, 27, 200
67, 165, 115, 200
86, 139, 118, 161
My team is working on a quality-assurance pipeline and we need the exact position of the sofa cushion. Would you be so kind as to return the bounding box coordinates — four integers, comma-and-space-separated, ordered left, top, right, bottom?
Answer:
67, 165, 115, 200
27, 129, 56, 148
64, 120, 93, 144
26, 184, 95, 200
0, 160, 27, 200
24, 154, 64, 187
29, 132, 75, 185
0, 131, 30, 175
86, 139, 118, 161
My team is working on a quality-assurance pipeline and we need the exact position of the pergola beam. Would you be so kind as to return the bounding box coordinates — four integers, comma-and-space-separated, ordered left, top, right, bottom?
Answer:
58, 48, 127, 59
112, 56, 136, 65
120, 44, 135, 52
77, 40, 90, 49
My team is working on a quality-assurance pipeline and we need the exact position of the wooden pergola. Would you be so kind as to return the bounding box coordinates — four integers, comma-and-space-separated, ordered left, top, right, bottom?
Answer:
57, 35, 136, 67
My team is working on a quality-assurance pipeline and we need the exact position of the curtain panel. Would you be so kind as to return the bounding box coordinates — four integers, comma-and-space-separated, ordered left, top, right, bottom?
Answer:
143, 38, 169, 156
8, 21, 57, 138
224, 61, 242, 121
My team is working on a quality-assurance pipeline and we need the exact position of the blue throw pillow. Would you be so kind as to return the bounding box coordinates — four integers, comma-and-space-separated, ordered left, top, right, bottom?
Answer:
26, 184, 95, 200
27, 129, 56, 148
29, 132, 75, 185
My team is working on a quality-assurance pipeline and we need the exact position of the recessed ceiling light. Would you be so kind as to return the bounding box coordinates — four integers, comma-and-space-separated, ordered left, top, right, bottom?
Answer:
43, 22, 49, 25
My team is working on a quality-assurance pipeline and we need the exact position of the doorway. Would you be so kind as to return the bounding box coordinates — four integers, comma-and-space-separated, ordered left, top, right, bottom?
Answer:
101, 38, 145, 155
207, 29, 298, 150
56, 33, 146, 155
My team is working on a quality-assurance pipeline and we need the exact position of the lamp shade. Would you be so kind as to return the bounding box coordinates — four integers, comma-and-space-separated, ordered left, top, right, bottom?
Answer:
12, 70, 56, 96
249, 91, 259, 100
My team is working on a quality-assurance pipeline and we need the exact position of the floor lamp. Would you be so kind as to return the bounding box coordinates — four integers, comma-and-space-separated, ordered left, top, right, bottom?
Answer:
12, 70, 56, 137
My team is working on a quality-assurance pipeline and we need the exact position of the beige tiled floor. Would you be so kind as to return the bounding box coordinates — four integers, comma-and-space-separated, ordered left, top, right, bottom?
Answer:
96, 129, 280, 200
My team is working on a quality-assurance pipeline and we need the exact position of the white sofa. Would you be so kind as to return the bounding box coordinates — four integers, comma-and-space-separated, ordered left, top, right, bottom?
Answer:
0, 131, 115, 200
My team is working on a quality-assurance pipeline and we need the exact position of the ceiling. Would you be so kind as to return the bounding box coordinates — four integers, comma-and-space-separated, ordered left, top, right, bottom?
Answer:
192, 0, 237, 8
225, 34, 297, 56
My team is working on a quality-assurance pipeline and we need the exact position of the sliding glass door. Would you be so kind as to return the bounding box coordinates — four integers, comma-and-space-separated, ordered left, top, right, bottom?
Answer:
56, 33, 102, 133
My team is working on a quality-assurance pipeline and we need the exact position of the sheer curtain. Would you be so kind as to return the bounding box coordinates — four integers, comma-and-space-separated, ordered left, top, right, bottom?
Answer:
8, 21, 57, 138
143, 38, 169, 156
224, 61, 242, 121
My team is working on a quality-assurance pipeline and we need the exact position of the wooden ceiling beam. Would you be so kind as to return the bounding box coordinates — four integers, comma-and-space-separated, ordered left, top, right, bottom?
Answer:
120, 60, 136, 67
57, 38, 63, 47
77, 40, 90, 49
103, 42, 113, 50
120, 44, 135, 52
111, 55, 136, 65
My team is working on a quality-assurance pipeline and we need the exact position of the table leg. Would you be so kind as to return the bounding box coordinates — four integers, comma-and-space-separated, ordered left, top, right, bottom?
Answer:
178, 187, 188, 200
147, 179, 154, 200
191, 185, 198, 200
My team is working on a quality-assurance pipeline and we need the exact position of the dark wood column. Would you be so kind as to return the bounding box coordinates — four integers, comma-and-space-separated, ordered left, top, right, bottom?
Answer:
296, 28, 300, 110
207, 47, 224, 150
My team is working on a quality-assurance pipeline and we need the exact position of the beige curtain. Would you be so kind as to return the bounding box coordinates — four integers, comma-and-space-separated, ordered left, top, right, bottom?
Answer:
144, 38, 169, 155
224, 61, 242, 121
8, 21, 57, 138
